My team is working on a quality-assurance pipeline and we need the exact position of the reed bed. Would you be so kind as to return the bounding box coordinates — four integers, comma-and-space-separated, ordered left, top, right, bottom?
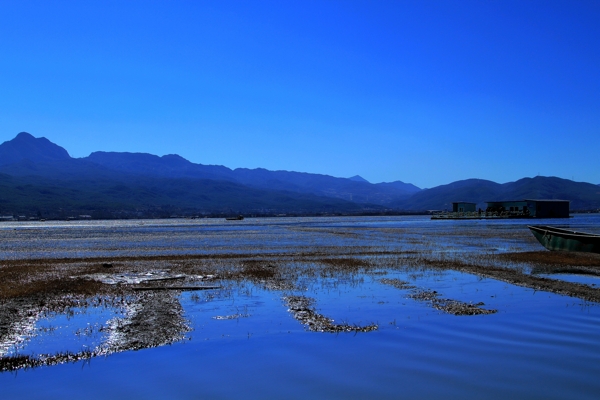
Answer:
2, 235, 600, 372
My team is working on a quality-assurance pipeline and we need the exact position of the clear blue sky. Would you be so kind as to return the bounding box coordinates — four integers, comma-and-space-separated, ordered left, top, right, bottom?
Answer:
1, 0, 598, 188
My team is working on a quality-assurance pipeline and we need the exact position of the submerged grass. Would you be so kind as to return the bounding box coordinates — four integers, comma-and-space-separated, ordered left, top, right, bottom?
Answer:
2, 230, 600, 372
284, 295, 378, 333
0, 350, 95, 372
380, 278, 496, 316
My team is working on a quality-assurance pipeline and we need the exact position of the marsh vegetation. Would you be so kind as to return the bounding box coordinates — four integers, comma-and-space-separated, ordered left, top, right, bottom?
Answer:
2, 216, 600, 398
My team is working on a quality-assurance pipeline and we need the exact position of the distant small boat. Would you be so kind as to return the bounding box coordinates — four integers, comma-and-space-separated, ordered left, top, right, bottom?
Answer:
226, 215, 244, 221
528, 225, 600, 254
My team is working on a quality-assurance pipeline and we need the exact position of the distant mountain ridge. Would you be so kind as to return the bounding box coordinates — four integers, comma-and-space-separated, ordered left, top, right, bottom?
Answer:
86, 151, 234, 181
348, 175, 369, 183
83, 148, 421, 205
1, 132, 599, 217
0, 132, 70, 165
0, 133, 420, 205
0, 132, 416, 217
391, 177, 600, 211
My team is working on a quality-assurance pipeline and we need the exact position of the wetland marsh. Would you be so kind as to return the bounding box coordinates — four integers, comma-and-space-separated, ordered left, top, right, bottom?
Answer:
2, 215, 600, 399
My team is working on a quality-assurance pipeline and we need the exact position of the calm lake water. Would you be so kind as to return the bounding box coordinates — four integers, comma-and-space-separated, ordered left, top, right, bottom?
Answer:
2, 215, 600, 399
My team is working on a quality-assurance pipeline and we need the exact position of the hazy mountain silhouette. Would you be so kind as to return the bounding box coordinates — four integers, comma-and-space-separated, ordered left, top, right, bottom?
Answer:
86, 151, 234, 181
348, 175, 369, 183
0, 132, 70, 165
1, 132, 599, 217
0, 172, 370, 218
391, 177, 600, 211
0, 133, 390, 217
227, 168, 420, 204
82, 147, 420, 204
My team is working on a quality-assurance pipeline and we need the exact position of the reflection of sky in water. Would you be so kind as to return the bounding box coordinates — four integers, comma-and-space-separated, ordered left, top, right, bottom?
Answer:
182, 271, 600, 399
537, 273, 600, 287
7, 268, 599, 399
2, 215, 600, 398
5, 306, 120, 358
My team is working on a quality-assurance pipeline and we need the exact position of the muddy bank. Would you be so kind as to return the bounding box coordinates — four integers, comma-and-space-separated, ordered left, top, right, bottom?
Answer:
2, 249, 600, 311
284, 295, 377, 333
496, 251, 600, 277
2, 248, 600, 371
380, 278, 496, 316
101, 291, 189, 353
416, 256, 600, 303
0, 259, 216, 371
0, 290, 190, 371
497, 251, 600, 268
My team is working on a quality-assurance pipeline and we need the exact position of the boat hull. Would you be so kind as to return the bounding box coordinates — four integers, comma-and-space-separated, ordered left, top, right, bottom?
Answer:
528, 225, 600, 253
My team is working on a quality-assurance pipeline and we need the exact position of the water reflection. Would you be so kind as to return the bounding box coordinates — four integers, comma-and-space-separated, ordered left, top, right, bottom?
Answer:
1, 215, 600, 399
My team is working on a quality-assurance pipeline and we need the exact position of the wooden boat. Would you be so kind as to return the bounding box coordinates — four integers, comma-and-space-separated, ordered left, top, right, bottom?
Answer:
528, 225, 600, 253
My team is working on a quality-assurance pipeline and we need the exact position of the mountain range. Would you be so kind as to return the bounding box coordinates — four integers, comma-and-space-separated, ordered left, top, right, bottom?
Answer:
1, 132, 599, 218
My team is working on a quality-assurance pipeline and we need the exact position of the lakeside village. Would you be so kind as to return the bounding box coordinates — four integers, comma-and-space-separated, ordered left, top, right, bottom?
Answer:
0, 215, 93, 222
1, 199, 597, 222
431, 199, 570, 220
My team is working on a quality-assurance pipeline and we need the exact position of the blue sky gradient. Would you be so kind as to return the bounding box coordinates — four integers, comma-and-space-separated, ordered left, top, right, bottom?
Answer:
1, 0, 598, 188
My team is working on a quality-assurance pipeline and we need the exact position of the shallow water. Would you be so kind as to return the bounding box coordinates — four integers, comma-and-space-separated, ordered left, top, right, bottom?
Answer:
5, 306, 119, 358
535, 271, 600, 287
0, 214, 570, 258
2, 214, 600, 399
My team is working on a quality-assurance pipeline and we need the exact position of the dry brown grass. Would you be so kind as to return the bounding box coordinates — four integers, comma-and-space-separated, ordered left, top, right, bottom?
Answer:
497, 251, 600, 268
3, 245, 600, 372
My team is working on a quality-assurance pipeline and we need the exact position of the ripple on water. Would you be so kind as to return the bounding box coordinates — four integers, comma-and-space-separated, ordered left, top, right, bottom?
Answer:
3, 215, 600, 399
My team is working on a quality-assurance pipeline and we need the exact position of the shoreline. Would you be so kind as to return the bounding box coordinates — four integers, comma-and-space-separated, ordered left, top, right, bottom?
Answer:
2, 249, 600, 371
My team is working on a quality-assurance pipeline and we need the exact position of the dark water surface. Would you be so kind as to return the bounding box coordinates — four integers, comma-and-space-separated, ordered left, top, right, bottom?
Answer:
2, 215, 600, 399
